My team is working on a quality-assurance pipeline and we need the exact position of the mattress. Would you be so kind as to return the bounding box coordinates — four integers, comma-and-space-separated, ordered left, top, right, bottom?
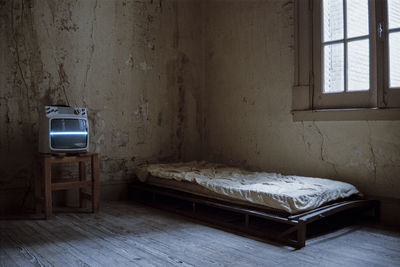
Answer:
135, 161, 360, 214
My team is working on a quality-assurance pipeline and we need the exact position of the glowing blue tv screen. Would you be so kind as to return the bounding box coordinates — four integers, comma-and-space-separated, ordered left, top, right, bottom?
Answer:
50, 119, 88, 149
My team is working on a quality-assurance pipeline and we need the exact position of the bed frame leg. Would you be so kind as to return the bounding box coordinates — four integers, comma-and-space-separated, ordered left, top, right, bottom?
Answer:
373, 201, 380, 222
296, 224, 306, 249
245, 214, 249, 227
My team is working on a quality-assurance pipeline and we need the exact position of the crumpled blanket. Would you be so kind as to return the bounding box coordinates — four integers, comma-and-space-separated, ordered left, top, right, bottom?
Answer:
136, 161, 360, 214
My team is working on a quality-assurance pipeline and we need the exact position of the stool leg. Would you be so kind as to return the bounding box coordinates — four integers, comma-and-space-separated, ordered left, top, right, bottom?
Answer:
44, 158, 52, 219
35, 160, 42, 214
79, 162, 86, 208
91, 154, 99, 213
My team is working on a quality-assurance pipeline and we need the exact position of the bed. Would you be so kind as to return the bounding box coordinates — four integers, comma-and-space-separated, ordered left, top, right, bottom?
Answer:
132, 161, 379, 248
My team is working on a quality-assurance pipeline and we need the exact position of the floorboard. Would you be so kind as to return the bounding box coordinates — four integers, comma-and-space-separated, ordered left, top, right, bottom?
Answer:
0, 201, 399, 267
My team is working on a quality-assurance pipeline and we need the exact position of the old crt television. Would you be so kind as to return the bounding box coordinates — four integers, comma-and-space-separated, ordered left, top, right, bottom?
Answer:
39, 106, 89, 153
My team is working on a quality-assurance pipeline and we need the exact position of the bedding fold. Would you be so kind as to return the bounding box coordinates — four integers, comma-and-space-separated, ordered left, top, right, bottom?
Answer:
135, 161, 360, 214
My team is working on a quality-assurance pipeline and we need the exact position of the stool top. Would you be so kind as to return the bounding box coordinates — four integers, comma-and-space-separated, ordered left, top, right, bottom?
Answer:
39, 152, 97, 157
38, 152, 98, 162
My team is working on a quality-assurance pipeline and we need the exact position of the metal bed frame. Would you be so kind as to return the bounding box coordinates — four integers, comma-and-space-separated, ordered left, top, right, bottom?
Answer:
130, 182, 379, 248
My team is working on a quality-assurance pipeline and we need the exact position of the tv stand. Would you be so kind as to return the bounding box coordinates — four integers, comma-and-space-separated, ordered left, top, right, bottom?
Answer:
47, 152, 88, 157
35, 153, 99, 219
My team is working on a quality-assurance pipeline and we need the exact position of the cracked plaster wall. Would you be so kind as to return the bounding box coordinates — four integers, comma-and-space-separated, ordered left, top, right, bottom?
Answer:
201, 0, 400, 224
0, 0, 203, 212
1, 0, 399, 224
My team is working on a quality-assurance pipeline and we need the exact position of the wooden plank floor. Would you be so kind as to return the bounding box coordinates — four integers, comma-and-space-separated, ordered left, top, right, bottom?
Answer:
1, 201, 399, 267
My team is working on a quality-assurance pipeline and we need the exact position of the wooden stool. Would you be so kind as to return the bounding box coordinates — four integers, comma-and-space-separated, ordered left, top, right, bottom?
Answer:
35, 153, 100, 219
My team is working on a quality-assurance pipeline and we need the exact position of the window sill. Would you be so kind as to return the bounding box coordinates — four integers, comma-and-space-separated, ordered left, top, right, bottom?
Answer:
292, 108, 400, 122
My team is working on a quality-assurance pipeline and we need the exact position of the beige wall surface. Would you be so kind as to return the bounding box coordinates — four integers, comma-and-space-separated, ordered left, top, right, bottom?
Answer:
0, 0, 202, 212
202, 0, 400, 223
1, 0, 399, 224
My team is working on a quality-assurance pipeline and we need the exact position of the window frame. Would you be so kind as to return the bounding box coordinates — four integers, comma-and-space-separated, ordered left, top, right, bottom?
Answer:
292, 0, 400, 121
379, 0, 400, 107
313, 0, 378, 109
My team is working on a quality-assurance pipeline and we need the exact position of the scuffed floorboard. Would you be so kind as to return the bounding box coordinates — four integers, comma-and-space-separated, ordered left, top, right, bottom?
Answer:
0, 201, 399, 266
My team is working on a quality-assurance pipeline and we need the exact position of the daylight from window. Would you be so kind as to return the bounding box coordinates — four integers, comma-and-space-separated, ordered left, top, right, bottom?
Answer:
322, 0, 370, 93
388, 0, 400, 88
323, 0, 344, 93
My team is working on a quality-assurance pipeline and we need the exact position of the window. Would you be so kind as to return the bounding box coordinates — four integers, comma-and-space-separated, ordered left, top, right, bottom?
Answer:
293, 0, 400, 119
384, 0, 400, 107
314, 0, 376, 108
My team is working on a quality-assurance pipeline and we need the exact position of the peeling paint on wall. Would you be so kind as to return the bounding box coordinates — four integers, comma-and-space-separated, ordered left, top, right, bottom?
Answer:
134, 95, 150, 145
0, 0, 203, 212
166, 52, 190, 159
139, 61, 152, 71
202, 0, 400, 205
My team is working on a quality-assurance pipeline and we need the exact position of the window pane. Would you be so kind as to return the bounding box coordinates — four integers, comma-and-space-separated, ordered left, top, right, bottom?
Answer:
323, 43, 344, 93
348, 39, 370, 91
347, 0, 369, 38
323, 0, 344, 42
389, 32, 400, 88
388, 0, 400, 29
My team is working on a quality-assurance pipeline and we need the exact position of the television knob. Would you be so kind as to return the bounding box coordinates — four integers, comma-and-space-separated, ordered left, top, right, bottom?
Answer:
74, 109, 80, 115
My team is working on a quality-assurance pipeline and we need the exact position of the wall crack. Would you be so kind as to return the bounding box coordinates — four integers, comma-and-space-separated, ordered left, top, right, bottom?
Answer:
11, 0, 31, 112
300, 121, 312, 157
313, 122, 339, 176
367, 121, 377, 182
83, 0, 97, 95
